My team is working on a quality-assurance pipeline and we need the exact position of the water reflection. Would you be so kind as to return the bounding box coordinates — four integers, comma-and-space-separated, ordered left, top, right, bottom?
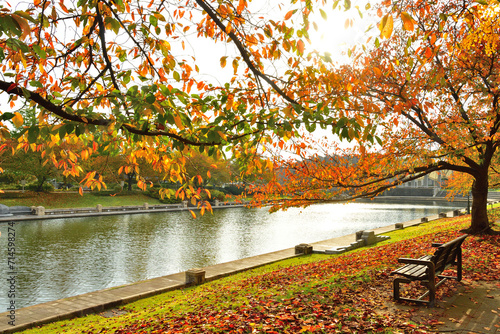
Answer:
0, 200, 462, 310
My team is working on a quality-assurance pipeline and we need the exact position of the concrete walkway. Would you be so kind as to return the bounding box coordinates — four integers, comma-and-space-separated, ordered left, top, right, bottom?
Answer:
0, 209, 495, 333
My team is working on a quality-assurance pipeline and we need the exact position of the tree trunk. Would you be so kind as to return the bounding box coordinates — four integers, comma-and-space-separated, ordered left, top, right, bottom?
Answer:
127, 172, 135, 191
467, 172, 492, 234
36, 177, 47, 192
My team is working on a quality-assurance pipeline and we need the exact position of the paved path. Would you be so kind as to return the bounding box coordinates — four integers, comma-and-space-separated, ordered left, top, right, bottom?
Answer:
390, 280, 500, 333
0, 208, 496, 333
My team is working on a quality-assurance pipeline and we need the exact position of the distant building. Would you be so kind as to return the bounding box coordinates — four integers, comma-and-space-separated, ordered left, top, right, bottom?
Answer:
382, 171, 452, 197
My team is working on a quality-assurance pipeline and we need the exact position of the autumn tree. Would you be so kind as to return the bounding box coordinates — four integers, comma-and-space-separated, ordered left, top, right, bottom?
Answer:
0, 0, 348, 210
255, 0, 500, 234
185, 151, 234, 186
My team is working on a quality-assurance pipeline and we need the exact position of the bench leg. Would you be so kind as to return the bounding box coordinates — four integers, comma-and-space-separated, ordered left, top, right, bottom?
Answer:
393, 277, 410, 301
424, 280, 436, 308
393, 277, 438, 307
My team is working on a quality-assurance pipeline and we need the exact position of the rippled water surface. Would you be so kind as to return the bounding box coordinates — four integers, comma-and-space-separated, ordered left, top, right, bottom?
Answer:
0, 200, 463, 310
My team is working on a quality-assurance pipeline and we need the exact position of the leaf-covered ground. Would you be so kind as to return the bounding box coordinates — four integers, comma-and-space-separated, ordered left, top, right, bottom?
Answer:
26, 216, 499, 334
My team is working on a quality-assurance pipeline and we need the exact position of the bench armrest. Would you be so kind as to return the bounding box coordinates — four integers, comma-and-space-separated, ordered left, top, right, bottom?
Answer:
397, 258, 433, 266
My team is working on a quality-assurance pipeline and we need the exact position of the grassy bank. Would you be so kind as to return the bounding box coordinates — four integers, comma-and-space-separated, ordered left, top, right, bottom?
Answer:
0, 191, 164, 209
21, 214, 500, 333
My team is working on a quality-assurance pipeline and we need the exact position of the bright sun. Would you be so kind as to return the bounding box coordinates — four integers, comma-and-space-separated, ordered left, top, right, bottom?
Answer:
308, 3, 377, 63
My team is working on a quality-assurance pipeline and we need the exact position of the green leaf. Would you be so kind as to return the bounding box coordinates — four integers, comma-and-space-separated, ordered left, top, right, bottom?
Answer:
29, 80, 43, 88
104, 17, 120, 34
145, 94, 156, 104
149, 15, 158, 27
58, 125, 67, 139
344, 0, 351, 10
2, 15, 22, 37
0, 112, 15, 121
32, 44, 47, 59
28, 126, 39, 143
319, 9, 327, 20
337, 117, 347, 128
173, 71, 180, 82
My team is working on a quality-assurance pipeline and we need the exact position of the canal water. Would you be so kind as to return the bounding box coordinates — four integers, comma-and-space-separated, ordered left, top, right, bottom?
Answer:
0, 200, 463, 310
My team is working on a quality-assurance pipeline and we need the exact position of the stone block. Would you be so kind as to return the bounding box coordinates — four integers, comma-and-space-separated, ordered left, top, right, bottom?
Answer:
185, 268, 205, 285
35, 206, 45, 216
0, 204, 9, 215
453, 210, 461, 217
355, 230, 364, 241
325, 247, 346, 254
96, 204, 103, 212
144, 203, 149, 210
361, 231, 377, 245
421, 217, 428, 223
295, 243, 313, 255
438, 212, 447, 218
395, 223, 404, 229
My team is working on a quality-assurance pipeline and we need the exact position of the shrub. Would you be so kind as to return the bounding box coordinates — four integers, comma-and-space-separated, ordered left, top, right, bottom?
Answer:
26, 182, 55, 192
146, 187, 182, 204
222, 184, 246, 195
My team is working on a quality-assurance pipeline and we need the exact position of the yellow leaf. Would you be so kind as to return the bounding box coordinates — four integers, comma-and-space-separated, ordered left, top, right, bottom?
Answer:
220, 56, 227, 68
173, 114, 185, 130
189, 210, 196, 219
12, 112, 23, 128
379, 14, 393, 39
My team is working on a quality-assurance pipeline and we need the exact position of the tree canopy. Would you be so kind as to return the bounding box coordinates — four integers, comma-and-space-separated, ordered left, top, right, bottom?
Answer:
255, 0, 500, 234
1, 0, 499, 234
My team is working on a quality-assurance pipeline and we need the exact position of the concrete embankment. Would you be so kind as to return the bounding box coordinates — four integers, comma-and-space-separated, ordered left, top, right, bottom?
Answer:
0, 201, 247, 223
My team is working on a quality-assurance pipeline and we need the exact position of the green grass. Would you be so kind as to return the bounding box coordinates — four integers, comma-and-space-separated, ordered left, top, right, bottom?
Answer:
20, 215, 499, 334
0, 191, 164, 208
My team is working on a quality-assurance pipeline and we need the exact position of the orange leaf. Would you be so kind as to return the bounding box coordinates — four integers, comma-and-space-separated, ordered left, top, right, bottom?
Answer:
401, 12, 414, 31
237, 0, 246, 14
284, 10, 295, 20
79, 187, 83, 196
297, 39, 305, 54
424, 47, 433, 58
189, 210, 196, 219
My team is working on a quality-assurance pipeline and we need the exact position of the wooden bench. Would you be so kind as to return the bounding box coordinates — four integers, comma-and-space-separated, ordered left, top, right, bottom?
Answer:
390, 234, 467, 307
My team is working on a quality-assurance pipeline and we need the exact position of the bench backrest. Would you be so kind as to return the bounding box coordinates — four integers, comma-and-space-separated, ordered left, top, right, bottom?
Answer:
431, 235, 467, 273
